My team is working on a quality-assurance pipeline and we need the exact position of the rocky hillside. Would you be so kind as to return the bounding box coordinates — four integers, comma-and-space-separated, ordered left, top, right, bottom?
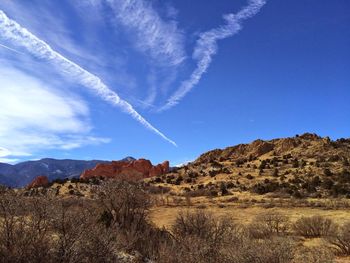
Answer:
147, 133, 350, 198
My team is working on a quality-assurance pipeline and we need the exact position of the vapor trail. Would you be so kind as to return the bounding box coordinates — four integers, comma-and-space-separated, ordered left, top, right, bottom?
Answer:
159, 0, 266, 111
0, 10, 176, 146
0, 42, 24, 54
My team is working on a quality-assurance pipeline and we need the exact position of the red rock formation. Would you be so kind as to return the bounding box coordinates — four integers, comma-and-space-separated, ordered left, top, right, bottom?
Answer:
27, 175, 49, 188
150, 161, 170, 177
80, 159, 169, 181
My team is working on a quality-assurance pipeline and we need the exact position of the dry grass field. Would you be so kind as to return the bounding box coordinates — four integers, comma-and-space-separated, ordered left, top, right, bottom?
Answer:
149, 198, 350, 228
148, 194, 350, 263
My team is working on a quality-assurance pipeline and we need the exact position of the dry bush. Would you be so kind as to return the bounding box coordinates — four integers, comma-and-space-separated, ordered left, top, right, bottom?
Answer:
166, 211, 334, 263
97, 180, 150, 230
227, 237, 296, 263
0, 185, 9, 195
169, 211, 296, 263
292, 246, 335, 263
77, 225, 121, 263
293, 216, 337, 238
0, 183, 152, 263
172, 210, 240, 243
327, 221, 350, 256
96, 180, 174, 261
50, 200, 93, 262
0, 195, 54, 263
248, 211, 290, 239
170, 210, 246, 263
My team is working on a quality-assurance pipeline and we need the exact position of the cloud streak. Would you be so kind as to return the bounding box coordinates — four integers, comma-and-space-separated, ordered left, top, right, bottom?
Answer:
0, 10, 176, 146
0, 42, 24, 54
159, 0, 266, 111
106, 0, 186, 67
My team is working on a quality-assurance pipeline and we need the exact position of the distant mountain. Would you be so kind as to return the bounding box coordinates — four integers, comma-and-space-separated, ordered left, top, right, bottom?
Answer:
0, 157, 135, 188
122, 156, 137, 162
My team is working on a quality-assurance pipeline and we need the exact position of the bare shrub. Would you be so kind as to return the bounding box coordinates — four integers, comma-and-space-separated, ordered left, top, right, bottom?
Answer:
0, 184, 153, 263
0, 195, 53, 263
96, 180, 174, 260
97, 180, 150, 230
0, 185, 9, 195
23, 198, 53, 262
327, 221, 350, 256
227, 237, 296, 263
50, 200, 91, 262
78, 224, 122, 263
293, 246, 335, 263
172, 210, 238, 243
171, 210, 245, 263
293, 216, 337, 238
248, 211, 290, 239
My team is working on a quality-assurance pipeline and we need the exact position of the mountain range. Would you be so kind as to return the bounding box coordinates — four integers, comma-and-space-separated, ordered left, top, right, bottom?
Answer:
0, 157, 135, 187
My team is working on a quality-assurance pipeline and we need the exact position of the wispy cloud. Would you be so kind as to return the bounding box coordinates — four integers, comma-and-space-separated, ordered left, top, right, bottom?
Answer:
106, 0, 186, 67
0, 10, 176, 146
159, 0, 266, 111
0, 65, 110, 161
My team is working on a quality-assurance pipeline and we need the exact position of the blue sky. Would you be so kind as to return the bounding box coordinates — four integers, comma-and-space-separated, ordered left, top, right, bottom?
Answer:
0, 0, 349, 165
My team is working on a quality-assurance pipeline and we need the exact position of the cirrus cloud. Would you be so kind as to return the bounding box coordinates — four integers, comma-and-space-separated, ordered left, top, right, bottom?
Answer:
106, 0, 186, 67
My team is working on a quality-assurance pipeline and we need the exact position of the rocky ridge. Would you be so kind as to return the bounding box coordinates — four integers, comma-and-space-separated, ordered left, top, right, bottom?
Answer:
81, 158, 169, 181
147, 133, 350, 198
195, 133, 343, 163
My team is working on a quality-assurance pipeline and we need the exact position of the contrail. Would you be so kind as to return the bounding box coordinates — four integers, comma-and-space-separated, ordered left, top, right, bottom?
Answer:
0, 10, 177, 146
0, 42, 24, 55
159, 0, 266, 111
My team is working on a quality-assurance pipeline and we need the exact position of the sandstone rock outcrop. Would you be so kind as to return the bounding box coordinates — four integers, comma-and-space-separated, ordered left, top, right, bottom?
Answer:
27, 175, 49, 188
80, 159, 169, 181
195, 133, 344, 164
196, 140, 275, 163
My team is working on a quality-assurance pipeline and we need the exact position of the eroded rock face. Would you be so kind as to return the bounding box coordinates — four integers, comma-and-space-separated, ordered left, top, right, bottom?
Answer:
196, 140, 275, 163
249, 140, 275, 157
27, 175, 49, 188
195, 133, 337, 164
80, 159, 169, 181
299, 133, 321, 140
276, 138, 299, 153
150, 161, 170, 177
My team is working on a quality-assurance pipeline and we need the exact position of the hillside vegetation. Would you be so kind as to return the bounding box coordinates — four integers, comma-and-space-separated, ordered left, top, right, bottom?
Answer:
147, 133, 350, 199
1, 133, 350, 262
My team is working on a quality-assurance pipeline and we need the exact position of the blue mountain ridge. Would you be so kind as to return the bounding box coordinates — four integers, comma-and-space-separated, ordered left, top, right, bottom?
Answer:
0, 157, 135, 188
